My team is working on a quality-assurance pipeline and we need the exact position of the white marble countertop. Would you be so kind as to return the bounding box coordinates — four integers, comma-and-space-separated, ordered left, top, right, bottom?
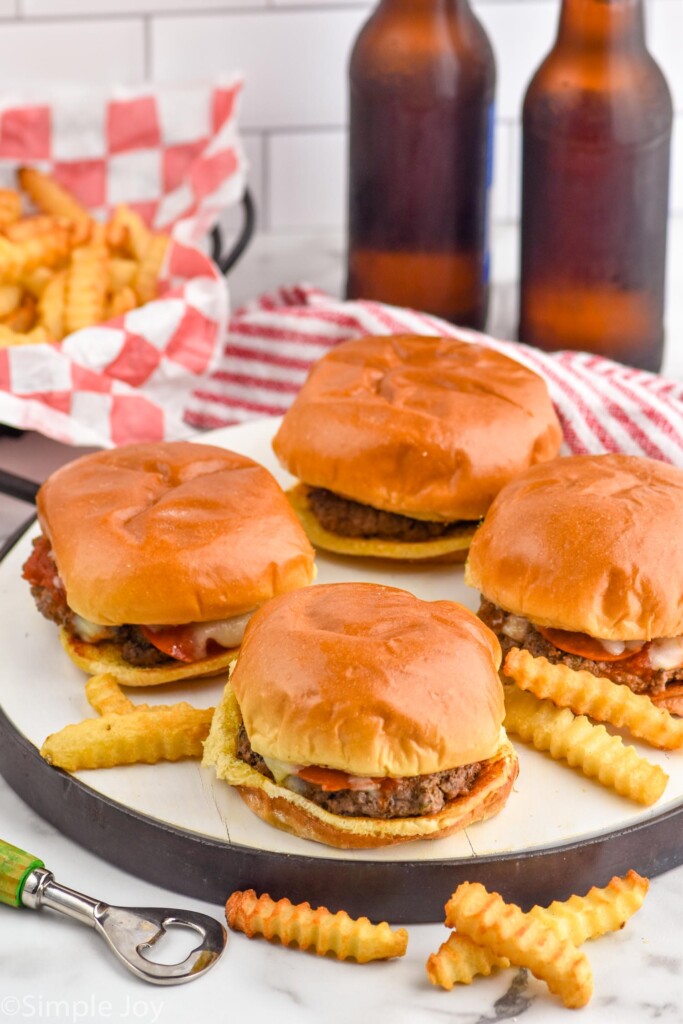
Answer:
1, 227, 682, 1023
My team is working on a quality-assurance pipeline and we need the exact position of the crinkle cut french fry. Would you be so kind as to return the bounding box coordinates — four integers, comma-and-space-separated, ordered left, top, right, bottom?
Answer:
65, 245, 108, 332
108, 257, 137, 291
85, 674, 138, 716
5, 214, 61, 244
504, 648, 683, 751
40, 702, 214, 771
503, 685, 668, 805
0, 231, 70, 283
427, 932, 508, 989
134, 233, 169, 305
0, 284, 22, 318
18, 167, 91, 223
110, 205, 150, 261
445, 883, 593, 1009
226, 890, 408, 963
529, 870, 649, 946
107, 285, 137, 319
0, 323, 50, 346
38, 270, 66, 341
22, 266, 53, 298
0, 188, 21, 227
3, 294, 35, 332
427, 870, 649, 989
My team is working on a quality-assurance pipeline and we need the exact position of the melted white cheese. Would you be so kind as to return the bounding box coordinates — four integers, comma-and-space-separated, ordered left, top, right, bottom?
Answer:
502, 615, 529, 642
184, 611, 254, 657
648, 637, 683, 671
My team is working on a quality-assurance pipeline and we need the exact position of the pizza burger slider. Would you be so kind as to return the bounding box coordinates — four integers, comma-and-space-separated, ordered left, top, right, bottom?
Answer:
272, 335, 562, 561
203, 582, 518, 848
467, 454, 683, 715
22, 442, 315, 685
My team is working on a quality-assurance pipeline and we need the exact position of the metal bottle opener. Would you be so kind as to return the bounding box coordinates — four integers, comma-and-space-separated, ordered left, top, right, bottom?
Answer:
0, 838, 226, 984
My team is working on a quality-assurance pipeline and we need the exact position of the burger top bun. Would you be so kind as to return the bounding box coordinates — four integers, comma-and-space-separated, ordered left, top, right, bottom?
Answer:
466, 454, 683, 641
231, 583, 505, 778
37, 442, 315, 626
272, 335, 562, 521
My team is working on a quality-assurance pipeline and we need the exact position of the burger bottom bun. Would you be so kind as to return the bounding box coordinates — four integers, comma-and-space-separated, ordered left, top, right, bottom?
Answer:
287, 485, 476, 564
60, 629, 238, 686
203, 684, 519, 849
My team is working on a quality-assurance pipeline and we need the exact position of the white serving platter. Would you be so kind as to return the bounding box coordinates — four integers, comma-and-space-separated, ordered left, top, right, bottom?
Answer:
0, 419, 680, 920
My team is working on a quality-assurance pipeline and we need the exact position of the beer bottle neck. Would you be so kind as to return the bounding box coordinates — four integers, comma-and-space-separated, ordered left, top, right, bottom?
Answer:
557, 0, 646, 52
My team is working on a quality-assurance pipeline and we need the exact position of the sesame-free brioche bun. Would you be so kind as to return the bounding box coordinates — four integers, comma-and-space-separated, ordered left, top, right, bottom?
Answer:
466, 454, 683, 641
232, 583, 504, 775
36, 442, 316, 626
273, 335, 562, 522
202, 583, 519, 848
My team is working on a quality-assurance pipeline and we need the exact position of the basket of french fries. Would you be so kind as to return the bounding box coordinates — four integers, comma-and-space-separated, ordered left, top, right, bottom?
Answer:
0, 80, 247, 446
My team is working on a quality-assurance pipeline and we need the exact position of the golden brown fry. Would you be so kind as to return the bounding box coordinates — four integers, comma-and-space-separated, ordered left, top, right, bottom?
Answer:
0, 236, 24, 283
0, 284, 21, 318
504, 685, 668, 806
38, 270, 66, 341
108, 257, 137, 292
426, 932, 508, 989
107, 285, 137, 320
67, 218, 93, 248
18, 167, 90, 223
3, 294, 36, 332
529, 871, 649, 946
0, 323, 50, 346
504, 648, 683, 751
445, 882, 593, 1009
85, 674, 138, 716
0, 188, 22, 227
0, 229, 70, 283
134, 233, 169, 305
427, 871, 649, 989
5, 214, 60, 244
226, 890, 408, 963
109, 205, 150, 261
105, 219, 129, 254
40, 701, 214, 771
22, 266, 53, 298
65, 245, 108, 333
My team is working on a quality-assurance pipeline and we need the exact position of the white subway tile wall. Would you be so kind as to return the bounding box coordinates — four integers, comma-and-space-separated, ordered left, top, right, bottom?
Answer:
2, 0, 680, 235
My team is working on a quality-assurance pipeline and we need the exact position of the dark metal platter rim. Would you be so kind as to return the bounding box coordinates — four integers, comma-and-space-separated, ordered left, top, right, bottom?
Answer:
2, 516, 682, 921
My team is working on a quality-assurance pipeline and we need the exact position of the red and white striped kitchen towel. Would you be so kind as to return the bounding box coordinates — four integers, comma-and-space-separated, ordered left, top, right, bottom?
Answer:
185, 284, 683, 466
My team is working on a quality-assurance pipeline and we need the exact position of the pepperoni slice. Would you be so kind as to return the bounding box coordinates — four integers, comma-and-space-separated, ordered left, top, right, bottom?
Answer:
295, 765, 382, 792
535, 626, 644, 663
139, 625, 198, 663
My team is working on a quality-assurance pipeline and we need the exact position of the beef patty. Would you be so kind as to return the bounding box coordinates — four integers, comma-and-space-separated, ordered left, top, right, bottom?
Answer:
236, 725, 484, 818
24, 535, 172, 667
478, 598, 683, 698
306, 487, 464, 542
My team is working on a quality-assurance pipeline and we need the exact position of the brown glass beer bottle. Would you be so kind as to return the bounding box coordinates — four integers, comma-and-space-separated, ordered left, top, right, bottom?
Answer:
346, 0, 495, 329
519, 0, 672, 371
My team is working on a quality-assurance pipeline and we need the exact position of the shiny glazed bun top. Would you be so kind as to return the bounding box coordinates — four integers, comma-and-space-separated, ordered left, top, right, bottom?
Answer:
273, 334, 562, 521
37, 442, 315, 626
231, 582, 505, 778
466, 454, 683, 641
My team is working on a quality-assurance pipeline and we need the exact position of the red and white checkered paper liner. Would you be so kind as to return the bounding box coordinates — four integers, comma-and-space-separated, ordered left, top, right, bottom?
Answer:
0, 79, 246, 446
186, 285, 683, 466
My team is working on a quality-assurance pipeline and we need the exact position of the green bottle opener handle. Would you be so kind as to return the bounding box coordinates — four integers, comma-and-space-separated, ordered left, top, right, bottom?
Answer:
0, 838, 44, 908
